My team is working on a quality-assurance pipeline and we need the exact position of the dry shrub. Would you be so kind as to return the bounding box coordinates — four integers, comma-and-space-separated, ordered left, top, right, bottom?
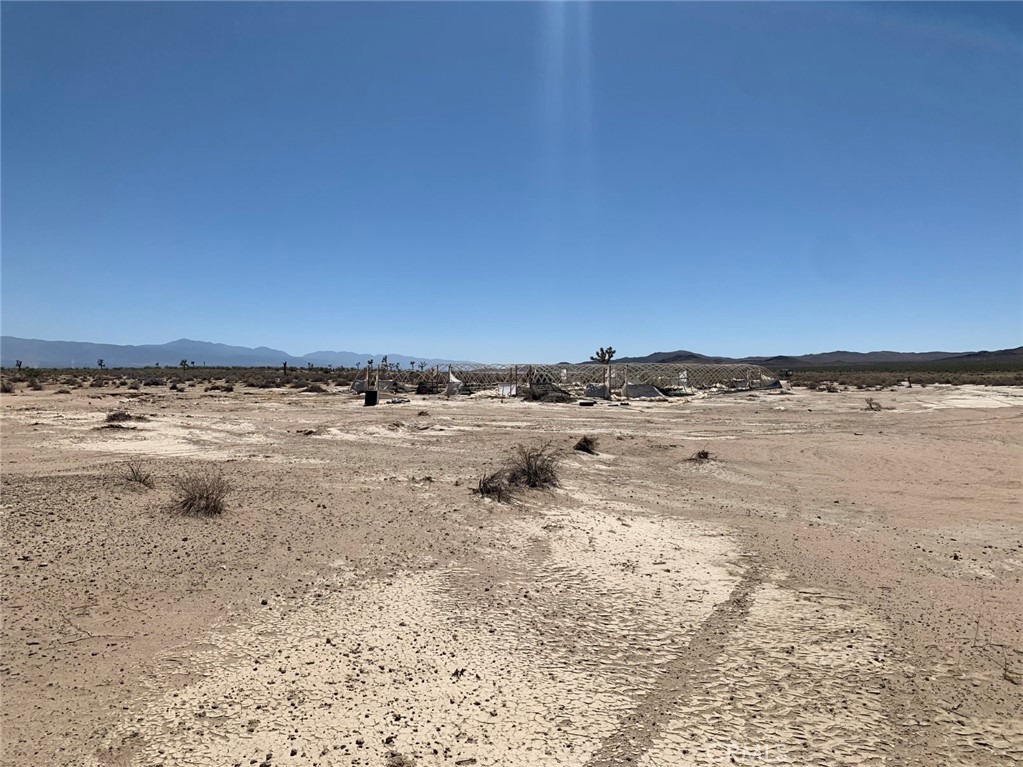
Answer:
526, 384, 573, 403
476, 470, 512, 503
865, 398, 883, 411
173, 467, 230, 516
303, 383, 327, 393
123, 459, 154, 489
507, 441, 560, 489
574, 435, 598, 454
688, 448, 714, 461
475, 441, 562, 503
107, 411, 149, 423
0, 381, 13, 394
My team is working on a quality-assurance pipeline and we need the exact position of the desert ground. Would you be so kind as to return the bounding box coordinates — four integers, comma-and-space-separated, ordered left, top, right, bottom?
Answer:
1, 381, 1021, 766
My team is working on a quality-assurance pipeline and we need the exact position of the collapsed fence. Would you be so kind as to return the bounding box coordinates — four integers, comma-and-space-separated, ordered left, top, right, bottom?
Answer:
350, 362, 779, 397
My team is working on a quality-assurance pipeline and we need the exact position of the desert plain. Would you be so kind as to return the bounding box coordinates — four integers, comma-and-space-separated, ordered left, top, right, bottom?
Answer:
1, 381, 1021, 766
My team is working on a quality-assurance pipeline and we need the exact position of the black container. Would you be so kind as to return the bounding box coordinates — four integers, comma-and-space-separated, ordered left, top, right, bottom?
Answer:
364, 390, 378, 406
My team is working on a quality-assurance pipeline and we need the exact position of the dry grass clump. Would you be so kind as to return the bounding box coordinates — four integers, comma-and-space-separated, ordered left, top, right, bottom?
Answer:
123, 459, 154, 489
475, 441, 562, 502
173, 467, 230, 516
303, 383, 327, 393
865, 398, 883, 411
0, 381, 14, 394
573, 435, 598, 454
507, 442, 561, 489
106, 411, 149, 423
688, 448, 714, 461
476, 470, 513, 503
525, 384, 573, 403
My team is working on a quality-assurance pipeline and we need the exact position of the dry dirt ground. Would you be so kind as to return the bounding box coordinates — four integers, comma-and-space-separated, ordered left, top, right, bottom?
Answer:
1, 382, 1021, 766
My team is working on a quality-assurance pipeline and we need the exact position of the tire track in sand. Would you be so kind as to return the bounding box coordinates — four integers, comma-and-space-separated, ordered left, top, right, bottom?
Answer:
584, 561, 764, 767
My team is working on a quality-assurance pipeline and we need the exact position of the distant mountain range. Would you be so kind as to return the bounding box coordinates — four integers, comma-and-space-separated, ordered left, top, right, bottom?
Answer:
0, 337, 468, 369
613, 347, 1023, 367
1, 336, 1020, 370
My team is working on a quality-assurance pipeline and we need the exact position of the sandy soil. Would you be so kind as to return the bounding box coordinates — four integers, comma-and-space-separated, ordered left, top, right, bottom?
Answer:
1, 382, 1021, 766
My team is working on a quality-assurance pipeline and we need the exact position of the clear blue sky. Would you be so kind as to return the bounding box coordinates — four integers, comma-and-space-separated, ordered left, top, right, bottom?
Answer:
2, 2, 1021, 362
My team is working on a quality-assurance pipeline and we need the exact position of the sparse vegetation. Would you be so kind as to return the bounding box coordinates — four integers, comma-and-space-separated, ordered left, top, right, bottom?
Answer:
106, 411, 149, 423
507, 441, 561, 489
123, 459, 154, 489
574, 435, 598, 454
526, 385, 573, 403
787, 360, 1023, 389
476, 470, 513, 502
475, 441, 562, 502
1, 381, 13, 394
173, 467, 230, 516
303, 383, 327, 393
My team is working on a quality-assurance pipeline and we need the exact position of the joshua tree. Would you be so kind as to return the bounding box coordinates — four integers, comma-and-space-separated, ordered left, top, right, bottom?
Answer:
180, 359, 188, 371
97, 359, 106, 370
15, 360, 22, 370
418, 361, 427, 372
589, 346, 616, 398
282, 361, 288, 376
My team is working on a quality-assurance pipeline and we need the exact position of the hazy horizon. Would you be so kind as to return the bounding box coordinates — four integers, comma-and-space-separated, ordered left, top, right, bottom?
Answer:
1, 332, 1016, 368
